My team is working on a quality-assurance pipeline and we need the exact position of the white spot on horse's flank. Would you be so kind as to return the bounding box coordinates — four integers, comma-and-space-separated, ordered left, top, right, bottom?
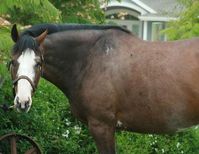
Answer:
16, 48, 36, 104
105, 46, 113, 55
117, 120, 123, 127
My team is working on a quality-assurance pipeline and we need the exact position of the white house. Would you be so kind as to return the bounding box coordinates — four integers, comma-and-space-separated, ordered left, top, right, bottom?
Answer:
102, 0, 183, 41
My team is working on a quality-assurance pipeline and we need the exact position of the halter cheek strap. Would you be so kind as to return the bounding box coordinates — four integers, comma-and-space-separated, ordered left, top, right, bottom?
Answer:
13, 75, 36, 92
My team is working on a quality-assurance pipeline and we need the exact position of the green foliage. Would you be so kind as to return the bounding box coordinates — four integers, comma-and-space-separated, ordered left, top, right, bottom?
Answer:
116, 130, 199, 154
0, 78, 97, 153
164, 0, 199, 40
49, 0, 105, 24
177, 0, 196, 7
0, 27, 13, 62
0, 0, 106, 25
0, 0, 61, 25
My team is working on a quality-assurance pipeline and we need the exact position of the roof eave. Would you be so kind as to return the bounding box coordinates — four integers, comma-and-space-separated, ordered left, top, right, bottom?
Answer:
138, 16, 178, 22
101, 1, 149, 15
132, 0, 157, 14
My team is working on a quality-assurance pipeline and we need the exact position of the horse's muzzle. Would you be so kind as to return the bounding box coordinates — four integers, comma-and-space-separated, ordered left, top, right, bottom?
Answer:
15, 96, 31, 112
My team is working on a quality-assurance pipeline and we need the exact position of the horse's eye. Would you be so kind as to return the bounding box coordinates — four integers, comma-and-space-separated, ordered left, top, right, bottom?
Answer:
7, 60, 17, 71
10, 60, 17, 67
35, 62, 41, 68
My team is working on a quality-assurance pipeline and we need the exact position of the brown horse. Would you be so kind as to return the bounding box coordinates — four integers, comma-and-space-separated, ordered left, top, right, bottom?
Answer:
9, 23, 199, 154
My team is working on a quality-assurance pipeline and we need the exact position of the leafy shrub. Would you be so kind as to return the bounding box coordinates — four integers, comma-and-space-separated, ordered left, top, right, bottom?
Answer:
164, 1, 199, 40
50, 0, 105, 24
0, 0, 61, 25
0, 26, 13, 61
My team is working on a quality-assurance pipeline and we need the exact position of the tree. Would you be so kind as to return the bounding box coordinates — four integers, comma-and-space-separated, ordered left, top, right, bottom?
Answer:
49, 0, 105, 24
177, 0, 196, 7
0, 0, 106, 25
165, 0, 199, 40
0, 0, 61, 25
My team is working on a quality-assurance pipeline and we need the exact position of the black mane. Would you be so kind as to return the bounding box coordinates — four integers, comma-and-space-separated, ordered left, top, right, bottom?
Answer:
21, 23, 131, 37
13, 24, 131, 54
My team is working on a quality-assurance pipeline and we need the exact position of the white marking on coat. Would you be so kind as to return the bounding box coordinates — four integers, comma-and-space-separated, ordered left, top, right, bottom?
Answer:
105, 46, 113, 55
15, 48, 36, 106
117, 120, 123, 127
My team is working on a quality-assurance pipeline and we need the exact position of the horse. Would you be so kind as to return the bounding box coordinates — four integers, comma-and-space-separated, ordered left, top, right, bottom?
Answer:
9, 23, 199, 154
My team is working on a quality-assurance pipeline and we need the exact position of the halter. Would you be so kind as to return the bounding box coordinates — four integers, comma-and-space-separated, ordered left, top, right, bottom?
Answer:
9, 54, 44, 97
13, 75, 36, 92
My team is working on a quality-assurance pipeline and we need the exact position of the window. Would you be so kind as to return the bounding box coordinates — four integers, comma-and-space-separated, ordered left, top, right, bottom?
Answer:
132, 24, 139, 36
151, 22, 165, 41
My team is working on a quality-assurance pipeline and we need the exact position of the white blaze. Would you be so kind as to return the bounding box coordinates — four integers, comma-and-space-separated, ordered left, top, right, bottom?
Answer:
14, 48, 36, 107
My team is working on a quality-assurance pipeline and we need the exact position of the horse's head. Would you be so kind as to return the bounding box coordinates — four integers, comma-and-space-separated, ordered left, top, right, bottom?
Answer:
9, 24, 47, 112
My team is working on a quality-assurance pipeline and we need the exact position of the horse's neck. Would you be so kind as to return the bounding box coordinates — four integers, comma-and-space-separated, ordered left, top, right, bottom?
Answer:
42, 31, 101, 97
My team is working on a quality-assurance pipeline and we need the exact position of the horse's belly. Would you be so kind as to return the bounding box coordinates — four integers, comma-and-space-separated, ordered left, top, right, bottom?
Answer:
116, 98, 199, 134
115, 72, 199, 133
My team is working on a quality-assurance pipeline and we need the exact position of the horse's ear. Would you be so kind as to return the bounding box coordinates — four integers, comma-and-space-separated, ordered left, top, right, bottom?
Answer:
11, 24, 19, 42
36, 30, 48, 45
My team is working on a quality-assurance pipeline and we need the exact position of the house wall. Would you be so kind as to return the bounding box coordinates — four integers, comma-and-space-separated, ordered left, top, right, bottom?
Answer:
104, 1, 170, 41
106, 15, 167, 41
107, 19, 143, 38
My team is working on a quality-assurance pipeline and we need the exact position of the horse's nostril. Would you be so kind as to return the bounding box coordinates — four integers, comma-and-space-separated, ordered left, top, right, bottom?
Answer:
25, 101, 29, 108
15, 97, 31, 112
18, 103, 21, 109
16, 97, 20, 105
16, 97, 20, 108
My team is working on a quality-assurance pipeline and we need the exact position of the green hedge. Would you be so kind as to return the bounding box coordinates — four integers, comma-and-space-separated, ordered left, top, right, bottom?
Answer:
164, 1, 199, 40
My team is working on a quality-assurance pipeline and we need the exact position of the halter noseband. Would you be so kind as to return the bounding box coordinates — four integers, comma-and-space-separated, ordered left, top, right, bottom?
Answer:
13, 75, 36, 93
